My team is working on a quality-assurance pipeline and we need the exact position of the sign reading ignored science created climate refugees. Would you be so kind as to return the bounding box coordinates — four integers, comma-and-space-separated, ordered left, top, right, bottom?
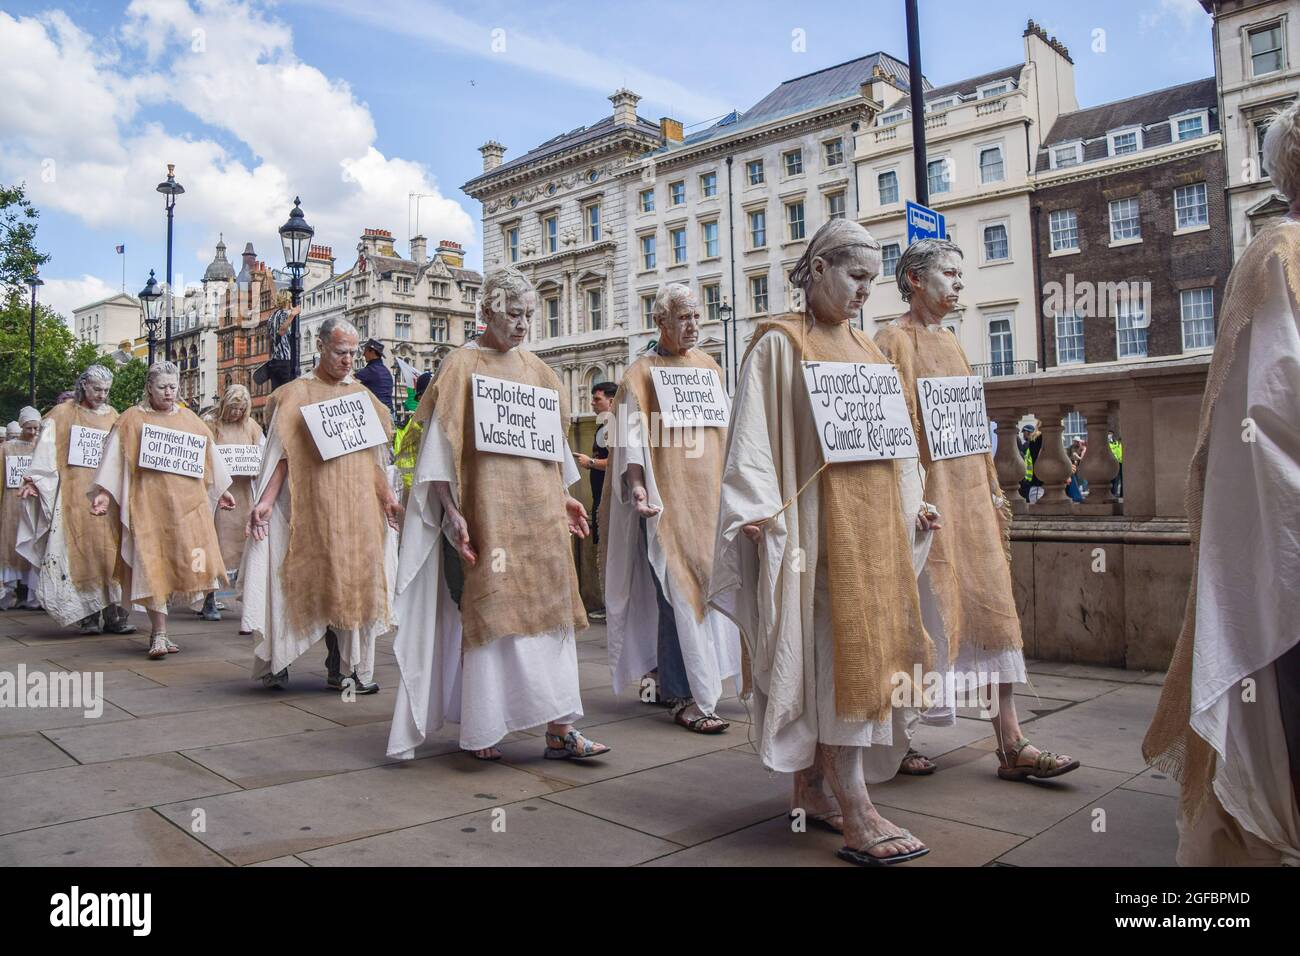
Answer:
801, 361, 917, 463
300, 393, 388, 462
68, 425, 109, 469
472, 373, 564, 463
916, 375, 993, 461
649, 366, 729, 427
217, 444, 263, 476
138, 424, 206, 478
5, 454, 32, 488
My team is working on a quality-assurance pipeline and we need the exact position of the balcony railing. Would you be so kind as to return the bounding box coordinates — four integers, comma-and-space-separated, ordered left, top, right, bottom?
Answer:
972, 359, 1037, 378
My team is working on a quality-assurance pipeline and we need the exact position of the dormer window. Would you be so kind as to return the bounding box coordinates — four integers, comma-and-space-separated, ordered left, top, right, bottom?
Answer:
1049, 141, 1083, 169
878, 108, 910, 127
927, 96, 959, 112
1108, 126, 1143, 156
976, 80, 1012, 99
1171, 110, 1209, 142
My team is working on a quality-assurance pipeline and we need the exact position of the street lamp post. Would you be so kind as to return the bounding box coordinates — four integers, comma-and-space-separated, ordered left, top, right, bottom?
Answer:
278, 197, 314, 375
139, 270, 163, 366
156, 164, 184, 361
719, 299, 735, 393
26, 272, 44, 406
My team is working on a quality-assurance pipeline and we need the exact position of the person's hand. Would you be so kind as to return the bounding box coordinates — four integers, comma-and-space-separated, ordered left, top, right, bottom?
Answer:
575, 453, 592, 469
741, 521, 766, 542
218, 491, 236, 511
17, 477, 37, 499
382, 490, 404, 531
247, 499, 272, 540
631, 486, 661, 518
443, 505, 478, 565
916, 504, 942, 532
89, 491, 110, 516
564, 496, 590, 538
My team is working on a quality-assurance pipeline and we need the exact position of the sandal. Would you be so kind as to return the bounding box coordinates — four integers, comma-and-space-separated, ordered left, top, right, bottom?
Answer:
995, 737, 1080, 781
898, 747, 936, 775
463, 746, 502, 761
671, 700, 729, 734
544, 730, 611, 760
837, 830, 930, 866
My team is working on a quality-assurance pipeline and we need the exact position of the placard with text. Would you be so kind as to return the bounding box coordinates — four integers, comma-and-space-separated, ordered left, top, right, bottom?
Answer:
5, 454, 32, 488
916, 375, 992, 461
649, 366, 729, 427
800, 361, 917, 463
472, 374, 564, 463
300, 393, 388, 461
217, 443, 264, 476
138, 425, 206, 478
68, 425, 109, 469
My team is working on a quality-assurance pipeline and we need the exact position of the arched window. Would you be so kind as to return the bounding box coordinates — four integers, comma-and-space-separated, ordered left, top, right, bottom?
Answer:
580, 366, 605, 415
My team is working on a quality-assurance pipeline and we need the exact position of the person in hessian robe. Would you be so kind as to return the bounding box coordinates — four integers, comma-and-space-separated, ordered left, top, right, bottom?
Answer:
604, 282, 742, 733
388, 266, 612, 762
16, 365, 134, 634
1, 407, 43, 609
89, 362, 236, 659
876, 239, 1078, 781
244, 316, 401, 694
197, 385, 263, 623
709, 219, 939, 865
1143, 97, 1300, 866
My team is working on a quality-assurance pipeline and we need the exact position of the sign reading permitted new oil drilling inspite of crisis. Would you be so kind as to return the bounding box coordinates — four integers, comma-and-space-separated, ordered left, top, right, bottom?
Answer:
67, 425, 109, 469
301, 392, 388, 461
5, 454, 32, 488
217, 443, 264, 476
472, 373, 564, 462
650, 365, 729, 427
916, 375, 993, 461
800, 361, 917, 463
138, 424, 206, 478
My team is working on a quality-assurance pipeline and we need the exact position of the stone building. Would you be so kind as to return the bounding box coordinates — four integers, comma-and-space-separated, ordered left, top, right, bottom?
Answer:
171, 236, 236, 412
71, 293, 141, 355
215, 242, 285, 426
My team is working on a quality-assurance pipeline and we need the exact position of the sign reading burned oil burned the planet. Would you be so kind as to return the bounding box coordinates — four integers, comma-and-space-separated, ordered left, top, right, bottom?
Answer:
137, 424, 206, 478
471, 373, 564, 463
800, 361, 917, 464
649, 366, 729, 428
301, 392, 388, 461
916, 375, 992, 462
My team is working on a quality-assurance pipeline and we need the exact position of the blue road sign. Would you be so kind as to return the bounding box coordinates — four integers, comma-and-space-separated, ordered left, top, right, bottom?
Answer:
906, 200, 946, 245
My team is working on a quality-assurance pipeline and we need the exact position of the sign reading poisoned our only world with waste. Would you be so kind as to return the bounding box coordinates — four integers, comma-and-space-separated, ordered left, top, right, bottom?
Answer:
650, 366, 729, 427
472, 373, 564, 462
801, 361, 917, 463
138, 424, 206, 478
916, 375, 992, 461
301, 393, 388, 461
68, 425, 109, 469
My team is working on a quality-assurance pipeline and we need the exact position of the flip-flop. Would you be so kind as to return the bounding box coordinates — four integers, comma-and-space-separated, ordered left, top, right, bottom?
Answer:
898, 747, 937, 775
837, 830, 929, 866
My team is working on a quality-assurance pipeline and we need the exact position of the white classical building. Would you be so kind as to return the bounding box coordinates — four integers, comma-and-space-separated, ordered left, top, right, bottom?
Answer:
71, 292, 141, 354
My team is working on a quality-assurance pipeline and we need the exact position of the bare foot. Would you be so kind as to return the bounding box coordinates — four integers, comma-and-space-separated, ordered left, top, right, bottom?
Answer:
843, 810, 927, 860
791, 771, 843, 832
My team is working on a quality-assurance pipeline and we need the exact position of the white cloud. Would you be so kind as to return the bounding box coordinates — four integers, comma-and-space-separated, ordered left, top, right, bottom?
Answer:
39, 274, 123, 323
1139, 0, 1207, 34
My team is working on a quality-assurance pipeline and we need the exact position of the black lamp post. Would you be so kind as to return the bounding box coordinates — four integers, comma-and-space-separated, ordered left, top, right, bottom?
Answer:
155, 164, 184, 361
26, 272, 44, 406
278, 196, 314, 375
719, 299, 736, 392
139, 270, 163, 366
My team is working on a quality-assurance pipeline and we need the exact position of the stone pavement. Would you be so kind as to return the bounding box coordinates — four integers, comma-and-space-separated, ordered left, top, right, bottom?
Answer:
0, 600, 1178, 866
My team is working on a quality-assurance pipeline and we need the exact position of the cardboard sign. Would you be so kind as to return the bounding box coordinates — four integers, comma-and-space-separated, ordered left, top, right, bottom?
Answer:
916, 375, 993, 461
217, 443, 263, 476
471, 373, 564, 462
138, 424, 206, 478
5, 454, 32, 488
68, 425, 109, 469
801, 361, 918, 463
650, 366, 729, 427
300, 393, 388, 461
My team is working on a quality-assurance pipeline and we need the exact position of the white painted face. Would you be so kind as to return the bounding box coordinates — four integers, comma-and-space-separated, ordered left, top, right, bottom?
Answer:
20, 420, 39, 442
656, 293, 701, 354
223, 396, 248, 422
147, 374, 179, 412
81, 379, 110, 410
319, 329, 358, 382
808, 246, 881, 324
482, 291, 535, 351
909, 251, 964, 317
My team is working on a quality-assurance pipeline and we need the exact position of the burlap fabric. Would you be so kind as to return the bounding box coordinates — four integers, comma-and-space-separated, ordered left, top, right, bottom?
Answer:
205, 415, 264, 572
267, 377, 392, 635
0, 439, 35, 574
876, 323, 1022, 660
414, 345, 587, 649
112, 406, 226, 606
49, 402, 121, 588
751, 314, 932, 721
619, 349, 726, 622
1143, 219, 1300, 823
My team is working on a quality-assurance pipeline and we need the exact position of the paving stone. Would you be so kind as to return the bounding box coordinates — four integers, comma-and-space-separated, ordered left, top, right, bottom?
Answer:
1137, 671, 1167, 686
1012, 683, 1161, 774
572, 683, 657, 727
577, 661, 613, 689
0, 809, 230, 866
1024, 661, 1151, 683
122, 660, 250, 687
0, 697, 134, 736
997, 787, 1178, 866
0, 732, 77, 776
909, 717, 997, 758
1119, 766, 1181, 798
957, 694, 1075, 721
284, 687, 402, 726
1019, 673, 1138, 702
104, 677, 329, 718
247, 855, 308, 866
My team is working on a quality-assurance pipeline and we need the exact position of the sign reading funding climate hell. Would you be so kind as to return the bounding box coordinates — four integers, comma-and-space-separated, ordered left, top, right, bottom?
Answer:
916, 375, 993, 461
5, 454, 32, 488
650, 366, 729, 428
68, 425, 109, 469
472, 373, 564, 463
217, 443, 263, 476
138, 424, 206, 478
301, 393, 388, 462
801, 361, 918, 463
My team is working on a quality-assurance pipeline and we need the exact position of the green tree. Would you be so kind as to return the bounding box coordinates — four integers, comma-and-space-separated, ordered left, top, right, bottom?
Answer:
0, 184, 50, 296
0, 295, 115, 420
108, 358, 147, 412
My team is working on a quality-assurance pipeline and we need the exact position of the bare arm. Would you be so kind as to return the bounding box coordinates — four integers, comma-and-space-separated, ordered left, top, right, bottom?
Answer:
246, 458, 288, 539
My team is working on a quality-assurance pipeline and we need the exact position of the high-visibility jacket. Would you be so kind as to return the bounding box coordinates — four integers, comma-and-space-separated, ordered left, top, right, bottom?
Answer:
393, 419, 424, 492
1023, 445, 1034, 480
1108, 439, 1124, 464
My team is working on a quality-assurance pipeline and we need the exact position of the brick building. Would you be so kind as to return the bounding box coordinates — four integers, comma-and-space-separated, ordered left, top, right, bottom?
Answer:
215, 242, 285, 427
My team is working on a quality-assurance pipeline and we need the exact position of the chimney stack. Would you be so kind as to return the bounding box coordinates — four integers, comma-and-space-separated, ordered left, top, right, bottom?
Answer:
479, 140, 506, 172
410, 235, 428, 265
660, 116, 683, 146
435, 240, 465, 268
610, 88, 642, 126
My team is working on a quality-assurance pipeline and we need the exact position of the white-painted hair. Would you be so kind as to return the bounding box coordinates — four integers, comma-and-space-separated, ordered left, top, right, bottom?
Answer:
145, 361, 180, 390
652, 283, 697, 325
1262, 96, 1300, 204
75, 364, 114, 402
478, 266, 534, 322
318, 316, 359, 344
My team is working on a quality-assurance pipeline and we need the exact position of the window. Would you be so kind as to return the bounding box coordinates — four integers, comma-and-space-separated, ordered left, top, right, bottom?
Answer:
1180, 288, 1215, 350
1255, 120, 1271, 178
783, 149, 803, 177
1175, 183, 1209, 229
397, 276, 412, 293
979, 146, 1004, 184
700, 172, 717, 198
928, 95, 959, 111
749, 209, 767, 248
1175, 114, 1205, 140
881, 242, 902, 280
878, 170, 899, 205
701, 220, 719, 258
988, 317, 1014, 375
702, 283, 721, 322
463, 319, 477, 340
670, 227, 687, 264
640, 188, 655, 213
1049, 209, 1079, 252
827, 191, 846, 220
585, 203, 601, 242
983, 223, 1009, 261
670, 181, 686, 205
545, 296, 561, 338
878, 109, 908, 126
395, 312, 412, 340
824, 138, 844, 167
641, 294, 656, 329
1116, 299, 1148, 358
506, 227, 519, 263
1248, 22, 1284, 76
641, 234, 657, 270
978, 81, 1009, 98
1051, 143, 1081, 169
544, 215, 558, 254
1063, 411, 1087, 445
927, 158, 951, 195
747, 159, 764, 185
786, 201, 806, 241
749, 274, 769, 315
1109, 129, 1140, 156
430, 316, 447, 342
587, 289, 603, 331
1109, 197, 1141, 241
1054, 312, 1085, 365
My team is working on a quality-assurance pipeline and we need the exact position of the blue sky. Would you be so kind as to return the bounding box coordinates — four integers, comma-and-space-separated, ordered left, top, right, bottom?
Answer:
0, 0, 1216, 318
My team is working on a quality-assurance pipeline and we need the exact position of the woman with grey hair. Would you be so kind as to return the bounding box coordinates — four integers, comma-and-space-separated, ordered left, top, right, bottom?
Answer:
1144, 95, 1300, 865
16, 364, 136, 634
0, 406, 42, 609
90, 361, 235, 659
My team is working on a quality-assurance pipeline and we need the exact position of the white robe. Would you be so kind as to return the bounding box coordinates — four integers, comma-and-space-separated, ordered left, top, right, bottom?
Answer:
604, 386, 743, 712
